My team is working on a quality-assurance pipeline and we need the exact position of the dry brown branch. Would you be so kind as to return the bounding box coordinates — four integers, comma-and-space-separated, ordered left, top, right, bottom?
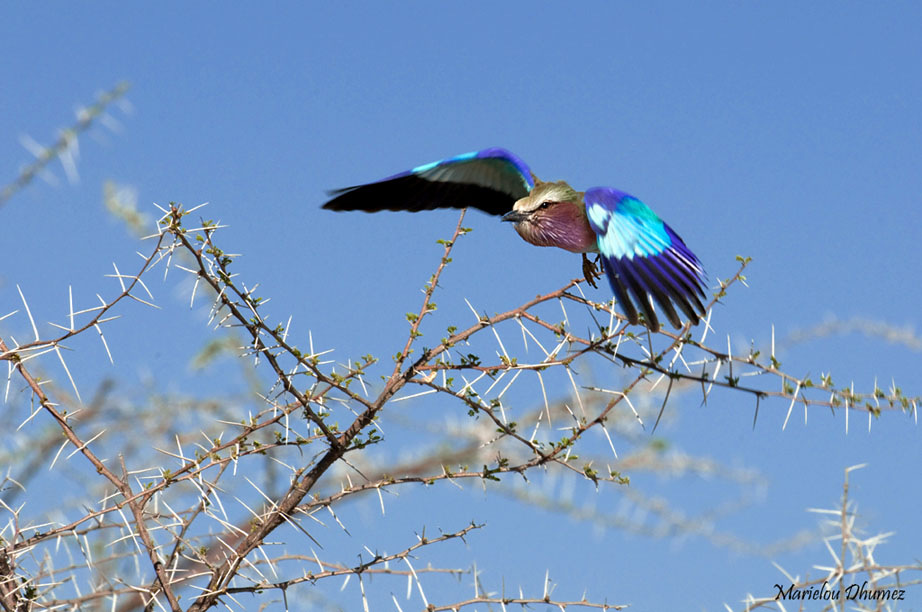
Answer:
1, 199, 918, 612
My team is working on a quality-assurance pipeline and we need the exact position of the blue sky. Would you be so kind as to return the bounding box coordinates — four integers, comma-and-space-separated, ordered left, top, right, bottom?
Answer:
2, 3, 921, 610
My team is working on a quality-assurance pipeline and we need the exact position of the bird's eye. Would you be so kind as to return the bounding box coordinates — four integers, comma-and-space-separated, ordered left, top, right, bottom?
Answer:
539, 201, 553, 209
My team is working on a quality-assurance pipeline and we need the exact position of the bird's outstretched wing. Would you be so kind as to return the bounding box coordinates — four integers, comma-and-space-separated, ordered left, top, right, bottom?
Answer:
323, 148, 534, 216
584, 187, 707, 332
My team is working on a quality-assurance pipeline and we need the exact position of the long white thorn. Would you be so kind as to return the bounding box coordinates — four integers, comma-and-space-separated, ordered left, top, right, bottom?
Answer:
17, 286, 39, 341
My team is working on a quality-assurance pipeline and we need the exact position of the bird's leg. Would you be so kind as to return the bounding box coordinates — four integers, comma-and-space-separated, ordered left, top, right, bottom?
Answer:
581, 253, 602, 288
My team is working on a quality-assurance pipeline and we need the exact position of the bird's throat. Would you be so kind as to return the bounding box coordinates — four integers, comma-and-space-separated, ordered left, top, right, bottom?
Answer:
513, 201, 597, 254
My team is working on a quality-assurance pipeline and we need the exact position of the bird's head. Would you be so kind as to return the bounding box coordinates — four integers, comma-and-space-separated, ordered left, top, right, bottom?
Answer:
502, 181, 581, 222
501, 181, 590, 251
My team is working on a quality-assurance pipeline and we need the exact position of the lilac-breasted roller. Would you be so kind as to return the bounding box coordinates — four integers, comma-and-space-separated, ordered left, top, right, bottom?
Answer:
323, 148, 707, 332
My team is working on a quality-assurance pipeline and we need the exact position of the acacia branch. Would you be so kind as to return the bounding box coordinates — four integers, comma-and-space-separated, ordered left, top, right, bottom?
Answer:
0, 81, 131, 207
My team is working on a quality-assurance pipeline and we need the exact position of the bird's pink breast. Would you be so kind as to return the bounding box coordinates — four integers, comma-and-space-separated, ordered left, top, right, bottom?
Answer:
515, 201, 598, 253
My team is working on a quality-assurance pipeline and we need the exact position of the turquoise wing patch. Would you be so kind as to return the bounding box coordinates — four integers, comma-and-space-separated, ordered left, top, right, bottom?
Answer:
585, 187, 707, 331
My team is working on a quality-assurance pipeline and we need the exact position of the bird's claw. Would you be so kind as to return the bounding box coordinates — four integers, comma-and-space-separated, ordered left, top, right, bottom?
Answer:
581, 253, 602, 289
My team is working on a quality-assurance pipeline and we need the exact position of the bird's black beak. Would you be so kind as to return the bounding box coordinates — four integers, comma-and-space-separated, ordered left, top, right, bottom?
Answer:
501, 210, 527, 223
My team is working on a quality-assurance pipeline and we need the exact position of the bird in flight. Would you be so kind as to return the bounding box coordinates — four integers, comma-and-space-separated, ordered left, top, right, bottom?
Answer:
323, 147, 707, 332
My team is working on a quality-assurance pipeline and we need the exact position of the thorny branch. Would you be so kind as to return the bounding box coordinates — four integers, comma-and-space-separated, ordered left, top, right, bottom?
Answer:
1, 203, 919, 612
737, 465, 922, 611
0, 81, 131, 207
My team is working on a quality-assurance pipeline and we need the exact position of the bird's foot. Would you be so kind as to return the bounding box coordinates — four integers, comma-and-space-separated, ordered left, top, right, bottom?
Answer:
581, 253, 602, 289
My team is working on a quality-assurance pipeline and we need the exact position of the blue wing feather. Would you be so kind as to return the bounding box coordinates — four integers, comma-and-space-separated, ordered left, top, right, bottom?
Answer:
324, 148, 533, 216
585, 187, 707, 331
